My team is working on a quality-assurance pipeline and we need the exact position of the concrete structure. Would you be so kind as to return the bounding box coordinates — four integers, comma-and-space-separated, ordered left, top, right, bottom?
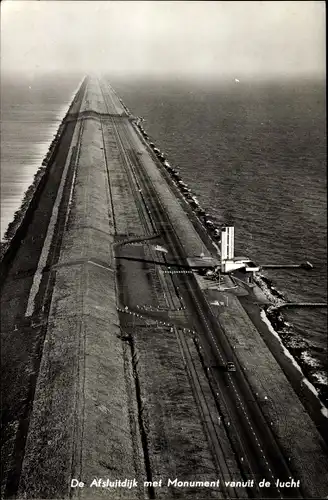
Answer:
220, 226, 260, 274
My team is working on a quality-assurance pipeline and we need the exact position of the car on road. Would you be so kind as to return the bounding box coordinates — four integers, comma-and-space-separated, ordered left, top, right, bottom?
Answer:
209, 362, 236, 372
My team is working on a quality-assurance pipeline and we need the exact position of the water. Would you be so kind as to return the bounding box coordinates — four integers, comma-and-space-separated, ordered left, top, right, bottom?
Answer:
0, 73, 81, 240
1, 74, 326, 404
110, 76, 327, 403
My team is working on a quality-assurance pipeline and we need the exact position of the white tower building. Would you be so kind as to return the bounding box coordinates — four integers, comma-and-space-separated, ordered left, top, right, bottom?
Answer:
221, 226, 234, 261
220, 226, 259, 274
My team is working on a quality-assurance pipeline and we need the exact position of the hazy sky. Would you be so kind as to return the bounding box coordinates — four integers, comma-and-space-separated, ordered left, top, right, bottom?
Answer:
1, 0, 325, 80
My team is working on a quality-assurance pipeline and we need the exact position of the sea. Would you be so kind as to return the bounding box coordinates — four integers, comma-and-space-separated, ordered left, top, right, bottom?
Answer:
0, 73, 82, 239
1, 73, 326, 405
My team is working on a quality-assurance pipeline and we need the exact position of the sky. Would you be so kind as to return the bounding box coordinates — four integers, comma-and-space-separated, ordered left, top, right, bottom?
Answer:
1, 0, 326, 80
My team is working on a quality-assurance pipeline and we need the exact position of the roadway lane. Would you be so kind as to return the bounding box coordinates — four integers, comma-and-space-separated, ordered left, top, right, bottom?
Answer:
112, 111, 304, 499
67, 79, 311, 498
99, 80, 235, 497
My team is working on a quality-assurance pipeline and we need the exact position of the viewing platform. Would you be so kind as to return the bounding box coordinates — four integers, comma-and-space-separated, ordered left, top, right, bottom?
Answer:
261, 261, 314, 270
270, 302, 327, 311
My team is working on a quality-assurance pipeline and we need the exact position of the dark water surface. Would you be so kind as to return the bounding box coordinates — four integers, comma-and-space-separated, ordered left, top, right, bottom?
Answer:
110, 76, 327, 403
1, 74, 326, 403
1, 73, 81, 239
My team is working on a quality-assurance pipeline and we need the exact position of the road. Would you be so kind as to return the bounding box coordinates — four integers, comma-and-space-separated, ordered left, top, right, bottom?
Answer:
2, 76, 327, 499
98, 79, 303, 499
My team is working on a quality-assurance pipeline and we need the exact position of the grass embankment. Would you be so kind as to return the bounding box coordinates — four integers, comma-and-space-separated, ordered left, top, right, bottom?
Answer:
19, 118, 144, 499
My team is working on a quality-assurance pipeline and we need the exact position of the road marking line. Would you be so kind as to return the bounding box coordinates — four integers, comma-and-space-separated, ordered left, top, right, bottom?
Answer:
191, 291, 284, 486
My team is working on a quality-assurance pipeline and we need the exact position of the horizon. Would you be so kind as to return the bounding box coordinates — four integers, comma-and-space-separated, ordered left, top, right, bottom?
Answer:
1, 1, 325, 80
1, 68, 326, 86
